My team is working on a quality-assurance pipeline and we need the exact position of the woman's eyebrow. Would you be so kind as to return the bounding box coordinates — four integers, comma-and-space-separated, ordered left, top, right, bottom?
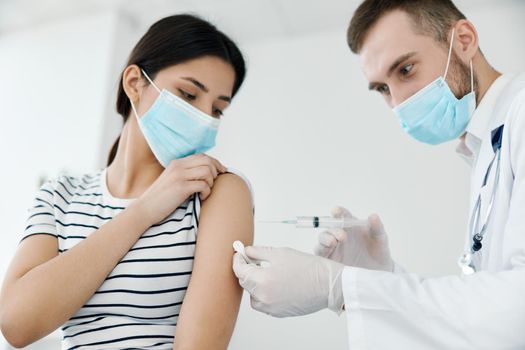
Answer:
181, 77, 231, 102
182, 77, 209, 92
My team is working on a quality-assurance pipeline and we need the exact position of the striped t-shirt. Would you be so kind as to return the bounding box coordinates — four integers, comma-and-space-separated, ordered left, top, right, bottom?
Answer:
21, 168, 202, 350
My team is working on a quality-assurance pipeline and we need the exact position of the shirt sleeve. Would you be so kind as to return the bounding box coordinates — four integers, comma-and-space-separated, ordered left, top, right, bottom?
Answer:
342, 266, 525, 349
20, 180, 58, 243
341, 89, 525, 350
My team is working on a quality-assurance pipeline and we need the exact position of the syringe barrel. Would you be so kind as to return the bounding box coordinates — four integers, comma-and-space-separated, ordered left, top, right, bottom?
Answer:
295, 216, 368, 229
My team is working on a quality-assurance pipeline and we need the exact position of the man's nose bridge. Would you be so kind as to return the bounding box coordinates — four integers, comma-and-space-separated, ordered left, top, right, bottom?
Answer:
390, 89, 401, 108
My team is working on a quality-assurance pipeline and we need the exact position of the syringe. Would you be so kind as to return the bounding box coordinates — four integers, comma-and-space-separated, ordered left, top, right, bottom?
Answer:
260, 216, 369, 229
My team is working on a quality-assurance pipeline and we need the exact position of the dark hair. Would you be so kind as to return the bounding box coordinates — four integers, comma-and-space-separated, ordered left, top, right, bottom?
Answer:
107, 14, 246, 165
347, 0, 466, 54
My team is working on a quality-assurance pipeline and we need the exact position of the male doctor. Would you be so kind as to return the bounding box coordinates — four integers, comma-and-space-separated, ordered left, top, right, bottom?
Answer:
233, 0, 525, 348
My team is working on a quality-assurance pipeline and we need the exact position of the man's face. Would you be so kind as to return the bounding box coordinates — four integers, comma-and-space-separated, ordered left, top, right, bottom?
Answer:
359, 10, 471, 109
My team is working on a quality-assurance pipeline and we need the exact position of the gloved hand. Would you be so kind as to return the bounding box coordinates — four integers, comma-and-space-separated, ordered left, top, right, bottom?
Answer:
232, 246, 345, 317
314, 206, 394, 272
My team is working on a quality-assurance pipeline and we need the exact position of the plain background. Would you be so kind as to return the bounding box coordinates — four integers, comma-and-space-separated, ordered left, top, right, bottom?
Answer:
0, 0, 524, 348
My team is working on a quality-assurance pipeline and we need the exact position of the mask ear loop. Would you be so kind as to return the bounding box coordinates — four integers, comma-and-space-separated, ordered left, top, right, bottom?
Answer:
443, 27, 456, 81
469, 59, 474, 93
444, 28, 475, 94
141, 68, 161, 93
130, 99, 140, 122
130, 68, 162, 122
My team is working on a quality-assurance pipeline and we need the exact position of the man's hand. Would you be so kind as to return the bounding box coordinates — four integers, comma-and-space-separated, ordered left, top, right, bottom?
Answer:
232, 246, 344, 317
314, 206, 394, 272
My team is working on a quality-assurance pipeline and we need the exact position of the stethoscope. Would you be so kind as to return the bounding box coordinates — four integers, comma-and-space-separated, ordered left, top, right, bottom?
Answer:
458, 125, 504, 275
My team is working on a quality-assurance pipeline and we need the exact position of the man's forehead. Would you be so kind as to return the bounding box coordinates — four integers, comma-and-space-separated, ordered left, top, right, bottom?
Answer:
358, 11, 429, 80
360, 41, 414, 82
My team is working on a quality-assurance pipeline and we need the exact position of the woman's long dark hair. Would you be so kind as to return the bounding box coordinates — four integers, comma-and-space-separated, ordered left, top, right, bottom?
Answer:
107, 14, 246, 165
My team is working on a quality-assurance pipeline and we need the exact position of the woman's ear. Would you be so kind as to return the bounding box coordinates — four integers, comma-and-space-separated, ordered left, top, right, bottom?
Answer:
122, 64, 143, 106
454, 19, 479, 63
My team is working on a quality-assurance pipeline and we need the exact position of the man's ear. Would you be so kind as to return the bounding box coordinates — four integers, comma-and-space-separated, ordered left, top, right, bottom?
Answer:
122, 64, 143, 107
453, 19, 479, 63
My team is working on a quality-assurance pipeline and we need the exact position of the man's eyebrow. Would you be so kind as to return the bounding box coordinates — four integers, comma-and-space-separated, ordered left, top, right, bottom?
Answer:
387, 51, 417, 77
368, 82, 381, 91
368, 52, 418, 91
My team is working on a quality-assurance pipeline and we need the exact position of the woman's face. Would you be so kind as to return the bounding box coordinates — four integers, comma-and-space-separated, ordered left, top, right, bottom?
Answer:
126, 56, 236, 119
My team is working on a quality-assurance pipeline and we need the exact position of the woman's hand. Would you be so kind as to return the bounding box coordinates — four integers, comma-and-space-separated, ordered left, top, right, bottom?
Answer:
136, 154, 227, 226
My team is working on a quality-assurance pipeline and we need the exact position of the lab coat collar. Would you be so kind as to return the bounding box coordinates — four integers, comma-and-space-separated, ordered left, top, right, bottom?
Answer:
456, 73, 515, 162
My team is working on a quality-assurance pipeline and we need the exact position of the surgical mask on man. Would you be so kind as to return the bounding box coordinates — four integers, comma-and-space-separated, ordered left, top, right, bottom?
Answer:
393, 28, 476, 145
130, 69, 220, 167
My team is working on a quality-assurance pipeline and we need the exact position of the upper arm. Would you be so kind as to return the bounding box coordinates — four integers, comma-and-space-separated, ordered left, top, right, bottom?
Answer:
173, 173, 254, 350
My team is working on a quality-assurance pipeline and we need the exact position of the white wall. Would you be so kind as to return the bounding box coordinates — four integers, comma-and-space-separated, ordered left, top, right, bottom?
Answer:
0, 1, 524, 349
0, 11, 120, 349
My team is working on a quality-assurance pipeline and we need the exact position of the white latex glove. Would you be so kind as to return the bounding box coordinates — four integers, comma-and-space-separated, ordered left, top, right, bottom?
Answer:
232, 246, 345, 317
314, 206, 394, 272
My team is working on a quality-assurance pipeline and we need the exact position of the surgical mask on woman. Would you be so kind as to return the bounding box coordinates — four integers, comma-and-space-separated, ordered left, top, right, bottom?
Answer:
393, 28, 476, 145
130, 69, 220, 167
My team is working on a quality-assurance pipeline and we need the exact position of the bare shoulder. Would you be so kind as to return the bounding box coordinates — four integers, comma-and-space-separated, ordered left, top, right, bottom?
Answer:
199, 172, 253, 242
204, 172, 253, 207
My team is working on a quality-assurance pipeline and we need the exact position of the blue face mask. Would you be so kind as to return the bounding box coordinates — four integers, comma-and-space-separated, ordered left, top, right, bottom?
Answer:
392, 29, 476, 145
130, 69, 220, 167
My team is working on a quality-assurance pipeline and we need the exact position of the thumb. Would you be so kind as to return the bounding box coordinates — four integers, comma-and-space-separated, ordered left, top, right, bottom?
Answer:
232, 252, 256, 280
331, 206, 355, 219
368, 214, 387, 239
244, 245, 275, 262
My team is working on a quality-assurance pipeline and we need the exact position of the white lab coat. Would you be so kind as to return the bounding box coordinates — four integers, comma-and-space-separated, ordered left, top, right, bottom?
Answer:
342, 73, 525, 350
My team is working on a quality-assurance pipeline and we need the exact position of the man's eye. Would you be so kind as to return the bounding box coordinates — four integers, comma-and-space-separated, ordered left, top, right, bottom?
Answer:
376, 84, 390, 95
179, 89, 196, 100
400, 64, 414, 76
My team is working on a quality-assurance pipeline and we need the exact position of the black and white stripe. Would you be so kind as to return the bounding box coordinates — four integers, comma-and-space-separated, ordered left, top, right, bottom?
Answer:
21, 168, 200, 350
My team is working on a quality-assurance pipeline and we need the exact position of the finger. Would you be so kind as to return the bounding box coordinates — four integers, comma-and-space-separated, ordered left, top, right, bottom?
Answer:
198, 184, 212, 201
314, 242, 333, 257
318, 231, 340, 248
331, 206, 355, 219
200, 158, 219, 178
187, 180, 211, 200
200, 155, 226, 176
208, 156, 227, 174
177, 153, 205, 168
232, 253, 260, 291
184, 166, 214, 187
368, 214, 387, 238
195, 153, 226, 174
210, 163, 218, 179
331, 228, 347, 242
180, 154, 221, 174
244, 245, 275, 262
232, 252, 251, 279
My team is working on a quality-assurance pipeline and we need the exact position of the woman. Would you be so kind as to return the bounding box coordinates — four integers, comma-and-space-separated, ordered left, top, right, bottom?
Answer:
0, 14, 253, 350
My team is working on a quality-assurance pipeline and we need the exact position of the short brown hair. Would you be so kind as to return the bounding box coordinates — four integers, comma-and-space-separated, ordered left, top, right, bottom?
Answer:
347, 0, 466, 53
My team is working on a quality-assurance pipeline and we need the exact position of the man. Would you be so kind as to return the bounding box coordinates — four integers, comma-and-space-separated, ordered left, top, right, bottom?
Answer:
233, 0, 525, 348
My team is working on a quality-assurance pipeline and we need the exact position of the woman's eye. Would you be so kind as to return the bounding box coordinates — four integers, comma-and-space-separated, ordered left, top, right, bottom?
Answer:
400, 64, 414, 76
213, 108, 224, 118
178, 89, 196, 100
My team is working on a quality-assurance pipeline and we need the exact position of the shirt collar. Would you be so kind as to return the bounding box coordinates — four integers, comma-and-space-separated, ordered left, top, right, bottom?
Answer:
456, 73, 514, 162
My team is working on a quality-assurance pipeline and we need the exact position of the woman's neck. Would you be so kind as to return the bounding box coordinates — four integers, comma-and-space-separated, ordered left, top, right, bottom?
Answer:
106, 119, 164, 199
